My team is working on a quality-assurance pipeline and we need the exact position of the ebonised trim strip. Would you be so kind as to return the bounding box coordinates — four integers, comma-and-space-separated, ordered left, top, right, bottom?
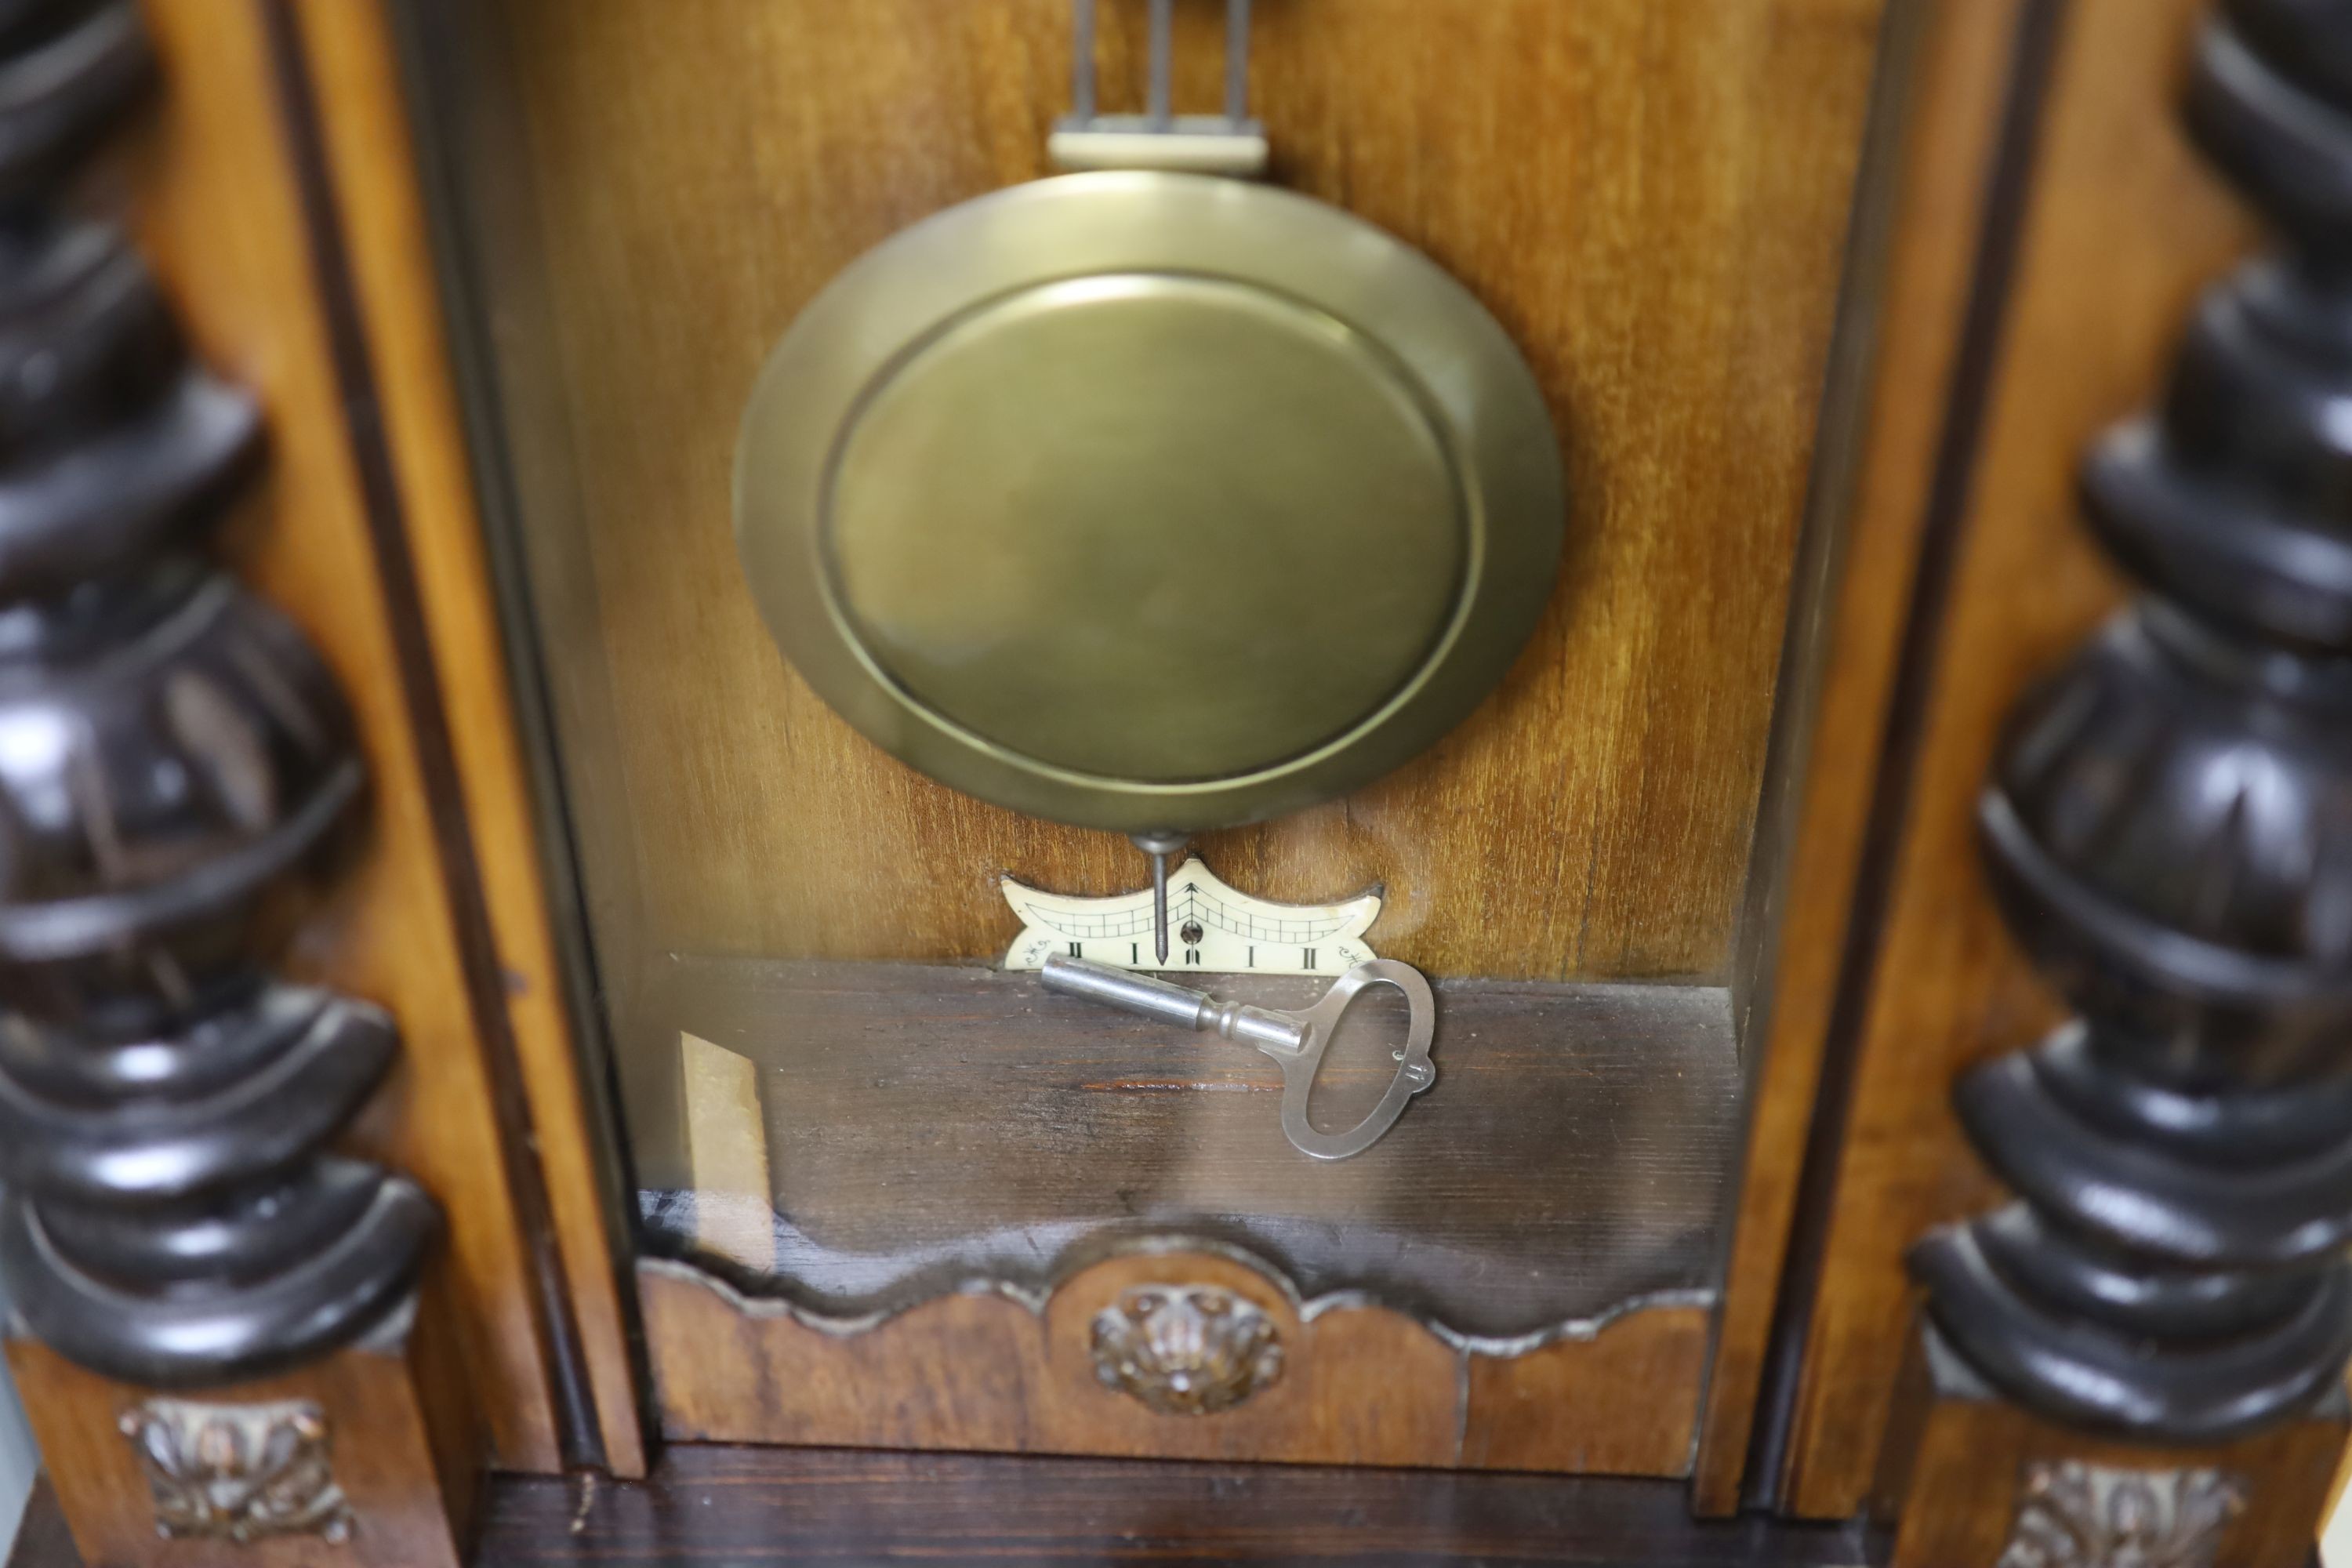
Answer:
1744, 0, 2077, 1511
253, 0, 606, 1473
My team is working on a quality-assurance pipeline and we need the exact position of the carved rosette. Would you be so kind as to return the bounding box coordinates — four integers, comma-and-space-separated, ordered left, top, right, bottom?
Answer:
1090, 1285, 1283, 1416
1912, 0, 2352, 1443
0, 0, 437, 1395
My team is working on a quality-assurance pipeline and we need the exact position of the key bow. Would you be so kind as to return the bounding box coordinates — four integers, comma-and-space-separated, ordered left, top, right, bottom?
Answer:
1039, 954, 1438, 1160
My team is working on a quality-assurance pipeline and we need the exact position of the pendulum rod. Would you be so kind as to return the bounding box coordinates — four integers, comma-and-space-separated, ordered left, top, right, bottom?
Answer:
1057, 0, 1264, 176
1072, 0, 1098, 121
1225, 0, 1252, 122
1131, 831, 1190, 964
1148, 0, 1174, 129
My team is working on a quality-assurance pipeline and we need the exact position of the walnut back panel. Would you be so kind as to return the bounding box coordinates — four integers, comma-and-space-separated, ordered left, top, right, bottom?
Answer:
470, 0, 1887, 984
641, 1249, 1711, 1478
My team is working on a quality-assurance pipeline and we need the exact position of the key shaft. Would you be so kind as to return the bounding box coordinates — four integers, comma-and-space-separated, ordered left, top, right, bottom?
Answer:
1040, 953, 1307, 1053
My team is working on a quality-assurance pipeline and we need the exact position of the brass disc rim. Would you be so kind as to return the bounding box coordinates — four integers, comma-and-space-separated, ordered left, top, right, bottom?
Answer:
735, 171, 1564, 834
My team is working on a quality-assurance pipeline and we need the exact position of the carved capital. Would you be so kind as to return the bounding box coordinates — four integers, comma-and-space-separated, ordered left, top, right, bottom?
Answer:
1998, 1461, 2245, 1568
120, 1398, 353, 1544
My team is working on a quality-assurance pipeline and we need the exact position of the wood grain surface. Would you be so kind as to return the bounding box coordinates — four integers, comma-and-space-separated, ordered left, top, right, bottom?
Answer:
121, 0, 570, 1472
454, 0, 1887, 989
474, 1445, 1868, 1568
6, 1450, 1878, 1568
1774, 0, 2263, 1519
279, 0, 648, 1479
644, 1250, 1711, 1477
1461, 1312, 1715, 1475
637, 957, 1736, 1337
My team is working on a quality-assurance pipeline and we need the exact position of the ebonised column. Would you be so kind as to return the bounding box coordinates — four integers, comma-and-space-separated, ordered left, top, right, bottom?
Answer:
0, 0, 437, 1390
1913, 0, 2352, 1446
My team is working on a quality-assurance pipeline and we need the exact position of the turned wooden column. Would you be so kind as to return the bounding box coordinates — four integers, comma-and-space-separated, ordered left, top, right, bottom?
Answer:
0, 4, 471, 1561
1886, 2, 2352, 1561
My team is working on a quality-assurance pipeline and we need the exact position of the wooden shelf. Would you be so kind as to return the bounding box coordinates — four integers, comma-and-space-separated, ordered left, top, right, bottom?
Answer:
633, 957, 1740, 1338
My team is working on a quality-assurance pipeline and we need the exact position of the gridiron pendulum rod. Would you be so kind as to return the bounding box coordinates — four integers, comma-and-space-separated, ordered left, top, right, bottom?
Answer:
1149, 0, 1174, 129
1226, 0, 1251, 122
1054, 0, 1264, 175
1070, 0, 1251, 132
1072, 0, 1097, 122
1132, 831, 1190, 964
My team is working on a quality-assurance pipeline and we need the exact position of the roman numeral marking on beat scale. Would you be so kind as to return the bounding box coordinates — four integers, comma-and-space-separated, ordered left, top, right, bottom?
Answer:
1002, 858, 1381, 978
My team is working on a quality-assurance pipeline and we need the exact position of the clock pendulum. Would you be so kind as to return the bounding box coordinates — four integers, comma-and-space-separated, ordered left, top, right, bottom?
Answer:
732, 0, 1564, 1154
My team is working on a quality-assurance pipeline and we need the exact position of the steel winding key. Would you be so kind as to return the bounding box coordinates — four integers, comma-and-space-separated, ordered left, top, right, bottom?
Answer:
1040, 954, 1437, 1160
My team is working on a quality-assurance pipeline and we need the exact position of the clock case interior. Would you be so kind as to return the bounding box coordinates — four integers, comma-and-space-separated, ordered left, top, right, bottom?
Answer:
399, 0, 1882, 1377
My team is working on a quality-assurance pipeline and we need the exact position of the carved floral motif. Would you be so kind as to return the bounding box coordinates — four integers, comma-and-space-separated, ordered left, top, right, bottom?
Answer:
1998, 1462, 2245, 1568
120, 1399, 353, 1544
1090, 1285, 1283, 1416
